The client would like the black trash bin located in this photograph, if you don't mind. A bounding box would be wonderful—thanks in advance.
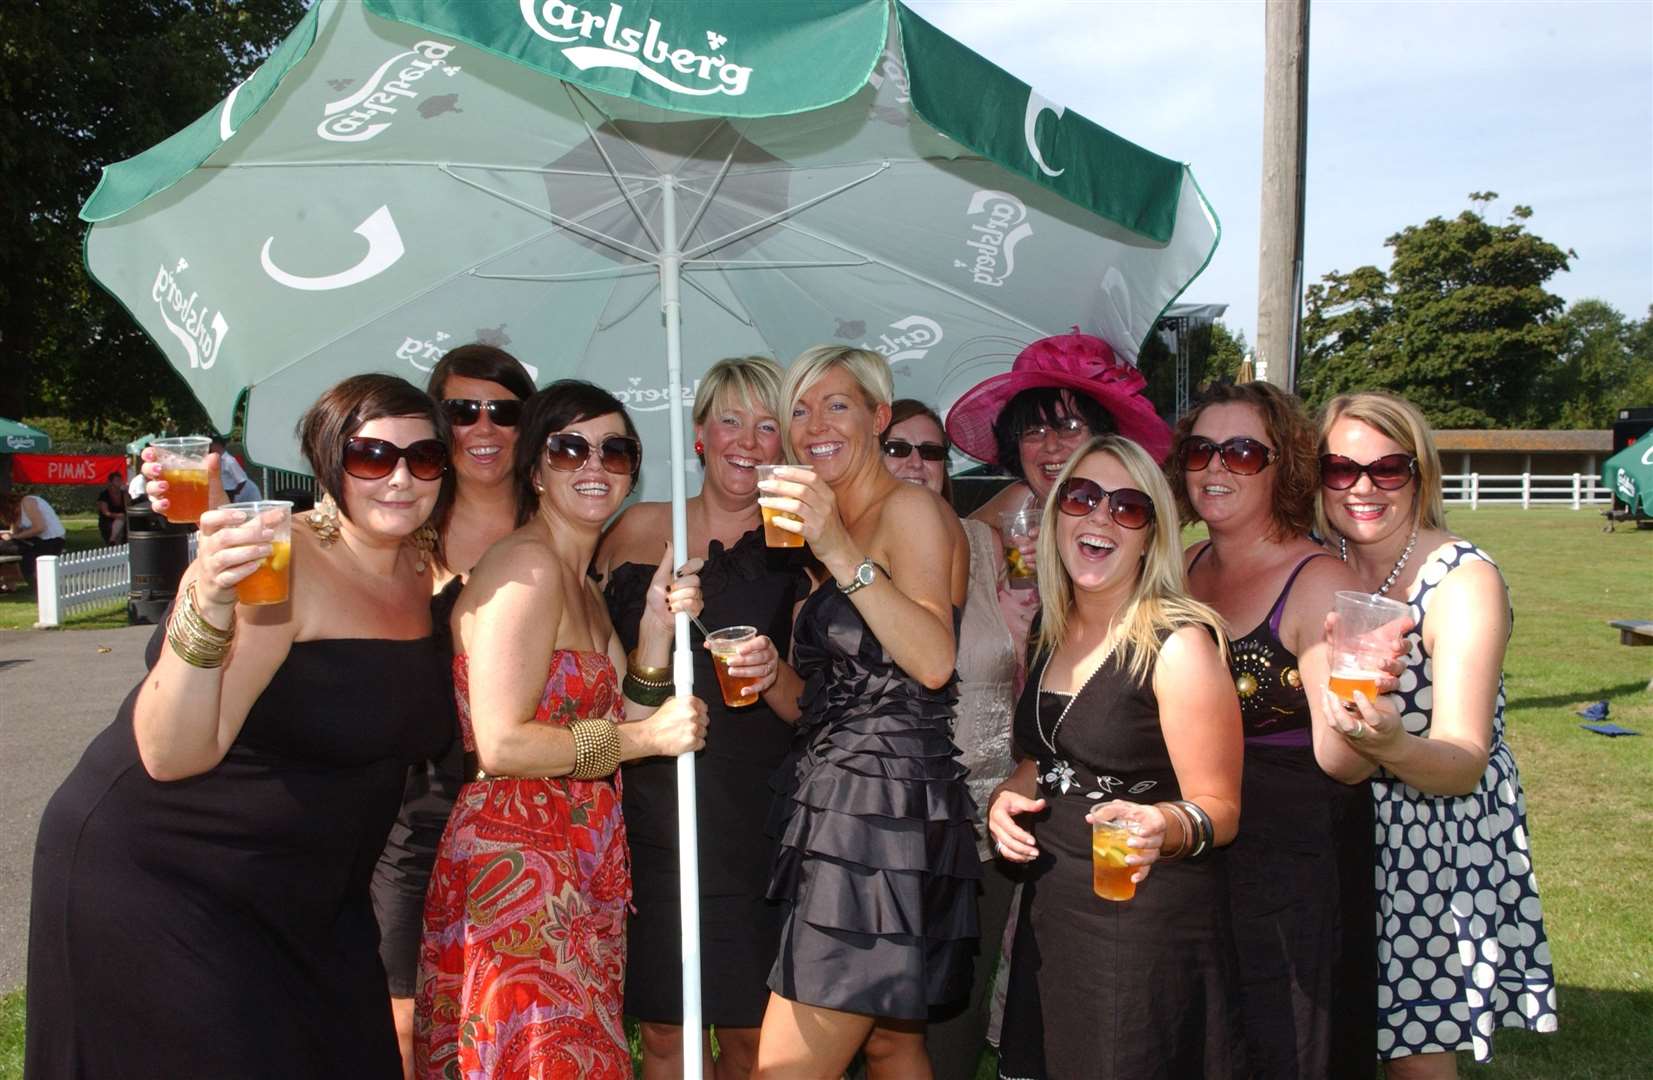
[125,506,192,626]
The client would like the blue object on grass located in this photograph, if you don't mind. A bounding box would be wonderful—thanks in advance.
[1575,701,1610,720]
[1579,722,1640,737]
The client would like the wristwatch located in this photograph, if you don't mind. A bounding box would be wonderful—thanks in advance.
[838,557,881,595]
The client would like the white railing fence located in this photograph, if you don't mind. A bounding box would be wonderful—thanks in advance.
[260,467,316,499]
[1442,473,1612,510]
[34,535,198,628]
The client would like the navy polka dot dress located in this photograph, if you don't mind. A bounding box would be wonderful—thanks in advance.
[1374,541,1557,1062]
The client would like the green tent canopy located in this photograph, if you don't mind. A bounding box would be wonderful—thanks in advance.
[0,418,52,453]
[1603,430,1653,515]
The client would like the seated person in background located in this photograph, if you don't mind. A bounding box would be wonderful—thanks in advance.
[0,491,69,584]
[96,472,129,544]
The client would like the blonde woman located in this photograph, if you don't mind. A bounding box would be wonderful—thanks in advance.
[988,435,1245,1079]
[752,346,974,1078]
[1317,393,1554,1077]
[597,356,805,1080]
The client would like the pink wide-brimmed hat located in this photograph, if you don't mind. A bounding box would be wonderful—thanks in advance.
[945,329,1173,465]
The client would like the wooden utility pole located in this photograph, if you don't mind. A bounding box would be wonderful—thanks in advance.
[1255,0,1310,390]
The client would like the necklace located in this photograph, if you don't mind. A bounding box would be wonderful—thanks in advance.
[1340,526,1418,597]
[1036,630,1121,754]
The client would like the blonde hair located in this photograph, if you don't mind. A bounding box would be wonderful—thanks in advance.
[693,355,784,426]
[1036,435,1227,684]
[780,345,893,464]
[1316,392,1445,534]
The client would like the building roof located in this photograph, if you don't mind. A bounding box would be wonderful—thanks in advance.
[1435,430,1612,452]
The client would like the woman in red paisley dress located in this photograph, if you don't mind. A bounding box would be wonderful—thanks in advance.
[415,381,711,1079]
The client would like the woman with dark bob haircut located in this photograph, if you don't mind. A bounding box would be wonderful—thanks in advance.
[416,380,708,1077]
[28,374,458,1078]
[1172,380,1378,1077]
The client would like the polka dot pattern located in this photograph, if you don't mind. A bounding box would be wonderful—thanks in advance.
[1372,542,1557,1063]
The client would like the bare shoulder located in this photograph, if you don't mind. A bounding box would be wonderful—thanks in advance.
[969,481,1028,524]
[1292,548,1361,596]
[1155,623,1227,687]
[883,482,964,544]
[1433,542,1508,609]
[597,500,668,573]
[464,528,560,600]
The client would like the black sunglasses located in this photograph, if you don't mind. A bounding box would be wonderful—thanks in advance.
[343,436,448,482]
[1320,452,1416,491]
[442,398,523,428]
[1055,477,1154,529]
[1182,436,1276,476]
[546,432,641,476]
[882,439,948,462]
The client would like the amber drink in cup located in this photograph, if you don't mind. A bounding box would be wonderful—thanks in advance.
[1091,819,1140,901]
[706,625,761,707]
[229,501,294,606]
[999,509,1039,589]
[755,464,811,548]
[1330,590,1410,705]
[153,436,213,524]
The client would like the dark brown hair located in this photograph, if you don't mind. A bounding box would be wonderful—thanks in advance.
[296,374,454,537]
[426,343,536,402]
[513,380,640,526]
[992,387,1117,481]
[1170,381,1317,541]
[885,398,953,503]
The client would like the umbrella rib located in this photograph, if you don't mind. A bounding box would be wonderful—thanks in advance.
[562,84,663,253]
[677,273,755,328]
[439,164,658,263]
[684,258,868,271]
[213,159,658,182]
[473,265,659,284]
[676,137,741,251]
[679,162,889,262]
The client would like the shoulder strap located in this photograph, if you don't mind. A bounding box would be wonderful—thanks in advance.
[1266,551,1334,638]
[1187,540,1214,572]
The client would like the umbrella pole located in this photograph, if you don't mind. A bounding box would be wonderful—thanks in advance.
[659,175,704,1079]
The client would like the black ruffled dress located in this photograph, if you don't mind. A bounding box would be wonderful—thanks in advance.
[766,586,980,1020]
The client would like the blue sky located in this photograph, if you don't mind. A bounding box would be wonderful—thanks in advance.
[906,0,1653,344]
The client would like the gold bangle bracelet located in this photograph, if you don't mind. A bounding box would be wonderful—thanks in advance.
[627,650,671,683]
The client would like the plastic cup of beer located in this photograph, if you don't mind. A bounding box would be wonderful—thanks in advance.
[1329,590,1410,705]
[705,625,760,707]
[1091,818,1141,901]
[999,509,1039,590]
[755,464,811,548]
[153,436,213,524]
[228,501,294,606]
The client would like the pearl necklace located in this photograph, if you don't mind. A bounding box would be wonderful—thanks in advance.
[1339,526,1418,597]
[1036,631,1121,754]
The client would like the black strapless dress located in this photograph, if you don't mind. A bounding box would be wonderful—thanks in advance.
[25,624,453,1079]
[766,586,980,1020]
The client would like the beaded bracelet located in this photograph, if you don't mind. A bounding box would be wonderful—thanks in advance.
[166,583,236,668]
[623,672,672,708]
[569,718,622,779]
[627,651,671,684]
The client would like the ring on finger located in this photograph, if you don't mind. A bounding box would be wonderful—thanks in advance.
[1347,722,1366,740]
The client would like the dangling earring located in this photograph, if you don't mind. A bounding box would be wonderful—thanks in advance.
[694,439,705,464]
[307,491,341,546]
[408,522,438,573]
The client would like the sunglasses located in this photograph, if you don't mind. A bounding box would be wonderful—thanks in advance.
[546,432,641,476]
[1320,452,1416,491]
[1055,476,1154,529]
[442,398,523,428]
[1182,436,1276,476]
[882,439,948,462]
[1018,415,1089,443]
[342,437,448,482]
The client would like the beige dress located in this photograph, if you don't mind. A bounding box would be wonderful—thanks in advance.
[956,519,1018,857]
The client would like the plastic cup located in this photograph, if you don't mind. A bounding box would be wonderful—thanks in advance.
[153,436,212,524]
[228,501,294,606]
[1091,818,1140,901]
[999,509,1039,590]
[756,464,811,548]
[1329,590,1409,704]
[705,625,760,707]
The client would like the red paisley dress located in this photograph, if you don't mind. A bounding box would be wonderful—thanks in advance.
[415,650,631,1080]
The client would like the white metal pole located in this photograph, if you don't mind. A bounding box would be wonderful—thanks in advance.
[658,174,704,1078]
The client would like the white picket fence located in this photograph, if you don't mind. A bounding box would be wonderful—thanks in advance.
[34,535,198,628]
[1443,472,1612,509]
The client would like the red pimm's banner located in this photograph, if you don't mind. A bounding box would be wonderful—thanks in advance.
[10,454,128,486]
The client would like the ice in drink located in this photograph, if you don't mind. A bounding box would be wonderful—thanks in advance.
[237,540,291,606]
[1329,668,1381,706]
[1091,820,1137,901]
[705,625,760,708]
[152,436,214,524]
[999,509,1038,590]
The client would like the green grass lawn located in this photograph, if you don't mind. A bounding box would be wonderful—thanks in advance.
[0,514,131,630]
[2,506,1648,1079]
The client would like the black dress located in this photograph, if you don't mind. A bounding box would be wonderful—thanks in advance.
[766,585,980,1020]
[998,636,1243,1080]
[1194,547,1378,1079]
[603,528,809,1026]
[25,625,453,1079]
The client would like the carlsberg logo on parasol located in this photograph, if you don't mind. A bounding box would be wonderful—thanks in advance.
[520,1,752,97]
[152,258,229,370]
[956,191,1032,288]
[318,40,461,143]
[861,316,943,365]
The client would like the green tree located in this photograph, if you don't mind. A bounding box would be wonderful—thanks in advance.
[1296,193,1573,427]
[0,0,304,437]
[1142,318,1249,418]
[1532,300,1653,428]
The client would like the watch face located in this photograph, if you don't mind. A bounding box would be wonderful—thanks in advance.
[858,561,875,585]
